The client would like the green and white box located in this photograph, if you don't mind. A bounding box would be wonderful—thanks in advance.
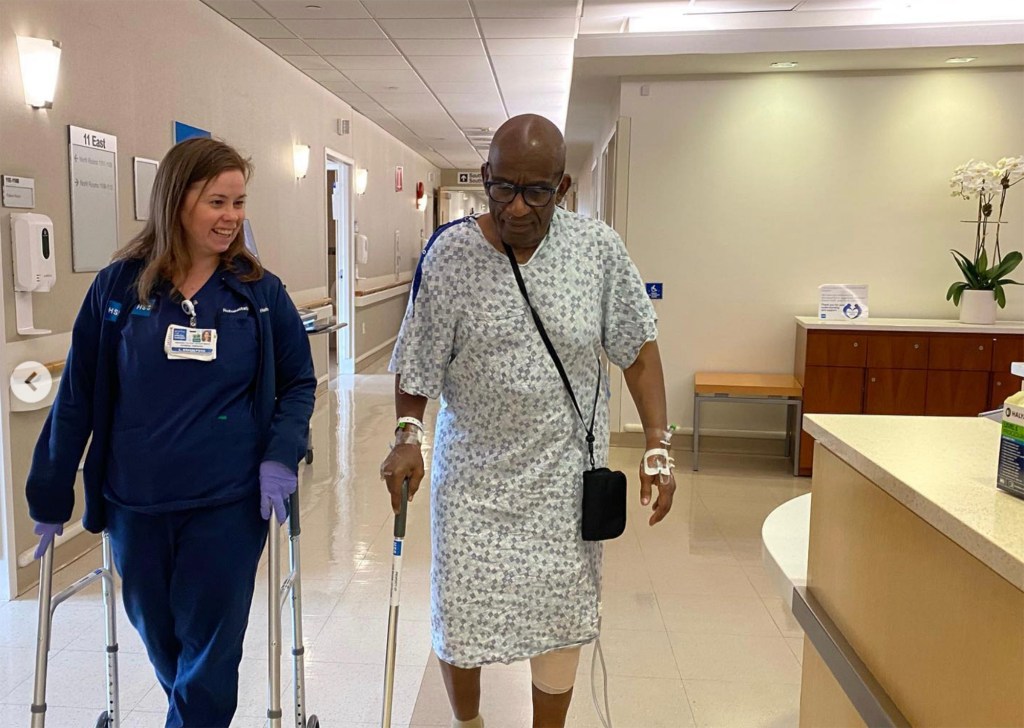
[997,391,1024,500]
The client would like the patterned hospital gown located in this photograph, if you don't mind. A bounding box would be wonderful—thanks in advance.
[390,207,657,668]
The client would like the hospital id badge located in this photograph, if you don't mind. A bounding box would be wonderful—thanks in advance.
[164,324,217,361]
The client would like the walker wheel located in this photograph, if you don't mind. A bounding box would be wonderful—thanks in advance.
[306,716,320,728]
[95,711,111,728]
[305,449,314,465]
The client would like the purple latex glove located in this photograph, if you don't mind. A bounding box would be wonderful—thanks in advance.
[33,522,64,560]
[260,461,297,524]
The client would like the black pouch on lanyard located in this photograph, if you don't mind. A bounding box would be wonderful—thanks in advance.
[503,243,627,541]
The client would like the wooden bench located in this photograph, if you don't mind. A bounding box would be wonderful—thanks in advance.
[693,372,804,476]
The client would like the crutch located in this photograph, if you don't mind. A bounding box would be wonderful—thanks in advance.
[380,479,409,728]
[31,531,121,728]
[268,489,320,728]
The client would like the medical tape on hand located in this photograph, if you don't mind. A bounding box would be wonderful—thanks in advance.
[642,447,675,478]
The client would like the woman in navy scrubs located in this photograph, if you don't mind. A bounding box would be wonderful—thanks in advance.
[26,138,316,727]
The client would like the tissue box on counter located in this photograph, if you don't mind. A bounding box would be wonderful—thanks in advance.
[997,390,1024,500]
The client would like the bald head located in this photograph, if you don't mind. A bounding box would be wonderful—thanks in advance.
[481,114,571,253]
[487,114,566,175]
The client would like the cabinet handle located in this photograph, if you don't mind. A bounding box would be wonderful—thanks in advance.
[913,344,920,349]
[996,381,1003,387]
[871,377,877,383]
[979,345,985,351]
[853,342,859,348]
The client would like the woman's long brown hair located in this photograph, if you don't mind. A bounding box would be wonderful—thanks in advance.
[114,138,263,301]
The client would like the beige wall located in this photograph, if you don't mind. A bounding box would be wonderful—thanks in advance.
[0,0,437,594]
[616,68,1024,437]
[355,294,409,368]
[352,114,435,283]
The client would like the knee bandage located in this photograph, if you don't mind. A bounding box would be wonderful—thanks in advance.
[530,646,582,695]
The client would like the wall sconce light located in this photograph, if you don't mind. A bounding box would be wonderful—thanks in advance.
[293,144,310,179]
[16,36,62,109]
[355,167,369,195]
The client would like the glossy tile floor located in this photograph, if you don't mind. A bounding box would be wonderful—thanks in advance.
[0,359,810,727]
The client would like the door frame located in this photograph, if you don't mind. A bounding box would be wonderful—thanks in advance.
[325,148,356,375]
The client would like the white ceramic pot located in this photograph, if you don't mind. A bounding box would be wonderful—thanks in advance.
[959,289,997,325]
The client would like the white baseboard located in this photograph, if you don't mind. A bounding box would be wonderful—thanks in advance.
[356,335,398,365]
[623,423,787,440]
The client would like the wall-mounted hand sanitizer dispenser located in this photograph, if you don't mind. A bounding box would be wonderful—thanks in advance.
[11,212,55,335]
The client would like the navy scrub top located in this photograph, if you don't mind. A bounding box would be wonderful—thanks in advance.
[105,270,261,512]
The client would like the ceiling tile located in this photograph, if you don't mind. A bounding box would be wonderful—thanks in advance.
[376,19,480,38]
[472,0,579,18]
[320,78,361,94]
[683,0,798,12]
[305,69,350,83]
[394,38,485,55]
[337,93,392,115]
[259,0,370,19]
[485,38,575,55]
[281,19,386,39]
[492,55,573,74]
[372,92,444,111]
[429,81,501,95]
[480,18,577,38]
[502,91,567,105]
[436,93,503,112]
[306,39,399,54]
[202,1,270,19]
[326,55,412,70]
[411,58,495,84]
[362,0,472,18]
[407,55,489,72]
[449,110,508,129]
[262,38,316,53]
[283,55,334,70]
[343,69,429,93]
[233,18,295,38]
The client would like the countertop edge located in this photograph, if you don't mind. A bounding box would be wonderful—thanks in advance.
[794,316,1024,334]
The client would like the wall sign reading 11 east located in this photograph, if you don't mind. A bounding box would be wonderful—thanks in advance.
[68,125,119,272]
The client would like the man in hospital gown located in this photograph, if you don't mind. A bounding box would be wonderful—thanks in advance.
[382,114,676,728]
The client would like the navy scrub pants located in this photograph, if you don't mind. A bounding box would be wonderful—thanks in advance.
[106,494,267,728]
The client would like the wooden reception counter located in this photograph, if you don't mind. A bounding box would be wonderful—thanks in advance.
[796,414,1023,727]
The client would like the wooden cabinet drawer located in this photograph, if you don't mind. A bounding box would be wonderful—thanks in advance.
[928,336,993,371]
[866,335,929,369]
[924,371,991,416]
[803,366,864,413]
[991,375,1024,410]
[806,332,867,367]
[865,369,927,415]
[992,335,1024,374]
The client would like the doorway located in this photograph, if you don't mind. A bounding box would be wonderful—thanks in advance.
[437,186,488,226]
[326,149,355,375]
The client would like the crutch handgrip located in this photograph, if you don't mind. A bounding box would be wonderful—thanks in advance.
[288,490,301,537]
[394,479,409,538]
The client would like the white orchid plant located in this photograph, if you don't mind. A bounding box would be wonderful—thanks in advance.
[947,155,1024,308]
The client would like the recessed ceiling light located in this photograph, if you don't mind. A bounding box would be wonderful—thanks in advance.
[770,62,798,69]
[945,57,977,64]
[305,4,322,9]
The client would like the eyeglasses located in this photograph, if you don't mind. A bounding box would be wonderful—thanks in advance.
[484,181,557,208]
